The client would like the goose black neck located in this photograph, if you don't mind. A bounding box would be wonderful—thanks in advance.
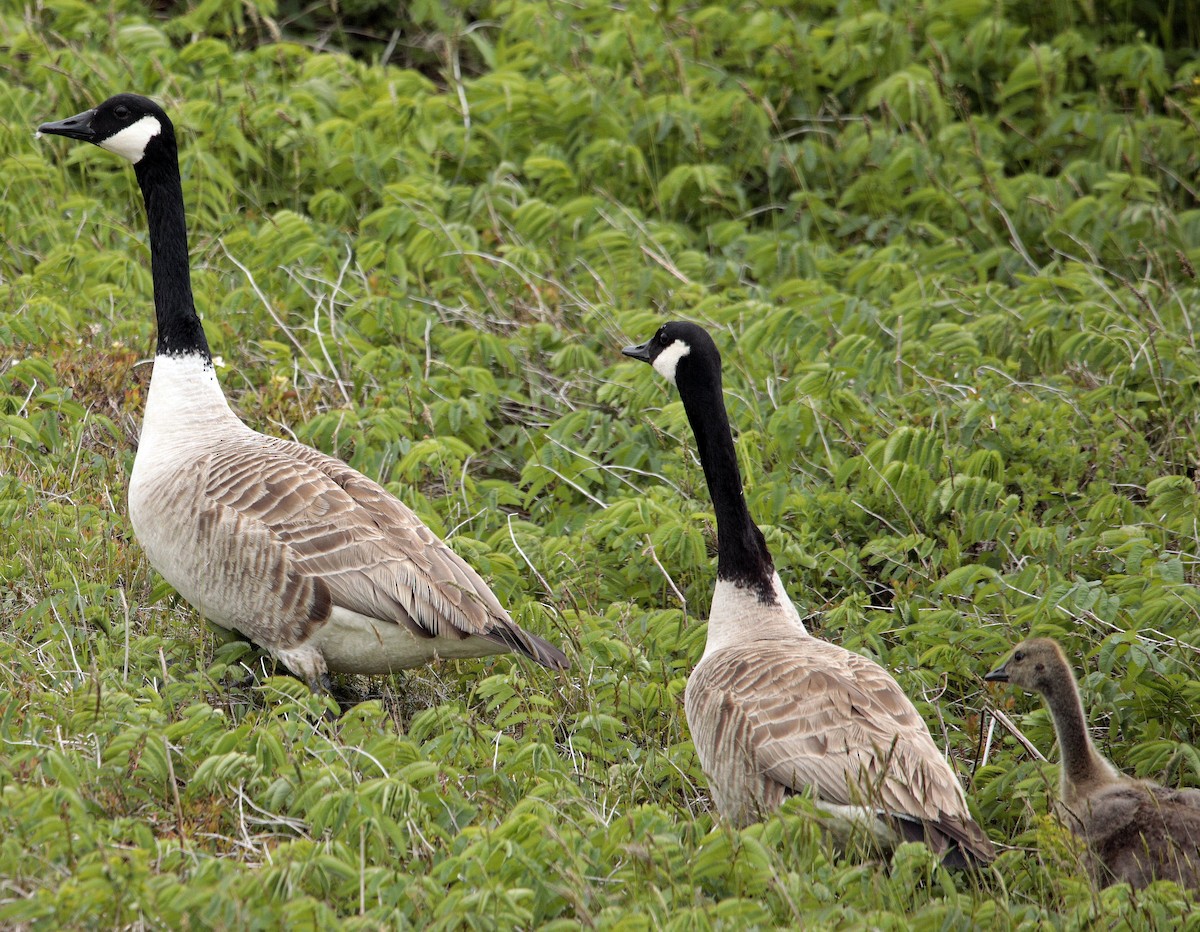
[1046,678,1104,788]
[133,144,211,361]
[677,364,776,601]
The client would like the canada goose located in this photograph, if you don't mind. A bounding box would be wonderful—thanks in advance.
[986,638,1200,888]
[622,321,994,867]
[38,94,568,691]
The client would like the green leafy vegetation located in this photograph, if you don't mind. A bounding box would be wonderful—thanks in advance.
[3,0,1199,925]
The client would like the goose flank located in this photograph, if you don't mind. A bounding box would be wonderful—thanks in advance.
[38,94,568,691]
[623,321,994,868]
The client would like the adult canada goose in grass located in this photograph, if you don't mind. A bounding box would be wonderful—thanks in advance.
[38,94,568,692]
[622,321,994,868]
[986,638,1200,889]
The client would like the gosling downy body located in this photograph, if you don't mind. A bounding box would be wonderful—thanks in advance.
[623,321,994,868]
[987,638,1200,889]
[39,94,568,690]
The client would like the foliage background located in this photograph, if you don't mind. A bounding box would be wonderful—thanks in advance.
[2,0,1200,926]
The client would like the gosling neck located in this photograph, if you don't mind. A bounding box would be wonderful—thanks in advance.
[1044,674,1120,803]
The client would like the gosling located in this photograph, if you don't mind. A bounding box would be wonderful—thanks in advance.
[986,638,1200,889]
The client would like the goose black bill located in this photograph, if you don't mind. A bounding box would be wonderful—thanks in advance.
[38,108,99,142]
[622,339,653,362]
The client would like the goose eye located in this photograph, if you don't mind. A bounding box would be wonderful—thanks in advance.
[656,329,669,346]
[114,105,130,120]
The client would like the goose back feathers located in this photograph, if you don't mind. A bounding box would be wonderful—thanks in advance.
[687,626,992,860]
[624,322,994,867]
[40,94,568,689]
[987,638,1200,889]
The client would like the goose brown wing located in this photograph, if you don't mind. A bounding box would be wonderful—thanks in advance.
[202,434,567,668]
[165,466,334,649]
[689,641,993,862]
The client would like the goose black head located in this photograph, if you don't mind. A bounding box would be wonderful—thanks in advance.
[622,321,720,387]
[39,93,174,165]
[985,637,1071,695]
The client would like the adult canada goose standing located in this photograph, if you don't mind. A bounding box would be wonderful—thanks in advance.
[38,94,568,691]
[622,321,994,867]
[986,638,1200,888]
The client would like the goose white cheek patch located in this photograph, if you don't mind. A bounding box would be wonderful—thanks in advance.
[98,115,162,163]
[652,340,691,384]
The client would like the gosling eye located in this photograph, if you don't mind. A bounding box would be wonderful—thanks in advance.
[1013,651,1024,662]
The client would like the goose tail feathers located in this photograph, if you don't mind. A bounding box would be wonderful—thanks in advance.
[889,812,997,869]
[483,622,570,671]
